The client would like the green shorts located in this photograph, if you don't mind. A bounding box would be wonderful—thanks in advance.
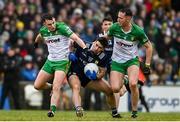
[111,57,139,74]
[42,59,70,74]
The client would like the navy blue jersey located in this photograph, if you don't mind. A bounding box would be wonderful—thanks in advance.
[74,43,108,69]
[68,43,108,87]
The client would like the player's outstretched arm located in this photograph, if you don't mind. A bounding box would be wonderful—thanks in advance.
[70,33,86,49]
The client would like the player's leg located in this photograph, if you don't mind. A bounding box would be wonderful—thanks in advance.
[127,65,139,118]
[86,79,121,118]
[48,70,66,117]
[110,71,124,93]
[68,75,83,117]
[119,85,127,97]
[47,60,70,117]
[34,70,53,90]
[34,60,54,90]
[110,71,124,108]
[68,75,82,108]
[110,61,125,109]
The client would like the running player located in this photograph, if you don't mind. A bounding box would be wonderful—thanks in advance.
[107,8,153,118]
[33,13,86,117]
[119,60,150,112]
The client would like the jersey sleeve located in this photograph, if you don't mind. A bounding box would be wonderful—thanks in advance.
[107,24,115,37]
[59,23,73,37]
[39,26,47,37]
[138,29,149,45]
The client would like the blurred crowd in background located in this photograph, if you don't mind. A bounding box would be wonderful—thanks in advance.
[0,0,179,110]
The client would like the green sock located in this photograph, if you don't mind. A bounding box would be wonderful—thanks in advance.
[132,111,137,115]
[51,105,56,113]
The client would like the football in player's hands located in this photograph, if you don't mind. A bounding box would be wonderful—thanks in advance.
[85,70,97,80]
[84,63,99,80]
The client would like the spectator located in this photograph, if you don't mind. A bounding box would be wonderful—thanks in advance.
[20,55,38,82]
[0,48,22,109]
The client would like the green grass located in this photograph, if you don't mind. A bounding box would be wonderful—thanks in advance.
[0,110,179,121]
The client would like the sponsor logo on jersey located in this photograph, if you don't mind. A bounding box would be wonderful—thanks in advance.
[116,41,133,47]
[46,38,61,43]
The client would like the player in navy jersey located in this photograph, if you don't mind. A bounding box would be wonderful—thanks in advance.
[67,37,121,118]
[83,17,113,111]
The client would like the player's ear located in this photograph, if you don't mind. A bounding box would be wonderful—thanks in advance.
[126,16,132,22]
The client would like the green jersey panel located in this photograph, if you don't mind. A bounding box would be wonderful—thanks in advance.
[39,22,73,61]
[107,22,148,63]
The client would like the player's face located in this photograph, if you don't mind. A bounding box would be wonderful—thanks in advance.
[101,20,112,32]
[91,41,104,54]
[44,18,56,32]
[117,12,130,27]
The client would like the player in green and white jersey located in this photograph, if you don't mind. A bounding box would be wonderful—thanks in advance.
[33,14,86,117]
[107,8,153,118]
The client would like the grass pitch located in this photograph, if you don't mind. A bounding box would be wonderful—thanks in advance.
[0,110,179,121]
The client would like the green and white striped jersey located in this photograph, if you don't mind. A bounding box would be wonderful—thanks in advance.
[108,22,148,63]
[39,22,73,61]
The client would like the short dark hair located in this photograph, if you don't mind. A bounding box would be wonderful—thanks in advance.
[119,8,133,17]
[96,37,108,48]
[41,13,54,22]
[102,15,113,23]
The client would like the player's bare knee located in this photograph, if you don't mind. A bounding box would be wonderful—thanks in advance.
[129,82,138,89]
[52,85,60,92]
[111,86,120,93]
[72,84,80,91]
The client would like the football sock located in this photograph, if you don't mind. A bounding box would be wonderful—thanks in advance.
[131,111,138,118]
[50,105,56,113]
[111,108,118,115]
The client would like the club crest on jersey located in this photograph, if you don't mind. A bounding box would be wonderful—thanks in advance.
[131,37,135,41]
[95,60,99,64]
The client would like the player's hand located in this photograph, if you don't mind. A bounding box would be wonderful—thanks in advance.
[85,70,97,80]
[142,63,151,75]
[34,42,38,49]
[68,52,78,62]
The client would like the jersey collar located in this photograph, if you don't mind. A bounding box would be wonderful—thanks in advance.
[121,23,132,34]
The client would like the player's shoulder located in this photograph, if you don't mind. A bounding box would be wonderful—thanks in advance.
[132,23,144,33]
[111,22,120,28]
[39,26,48,33]
[56,21,65,26]
[56,22,68,29]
